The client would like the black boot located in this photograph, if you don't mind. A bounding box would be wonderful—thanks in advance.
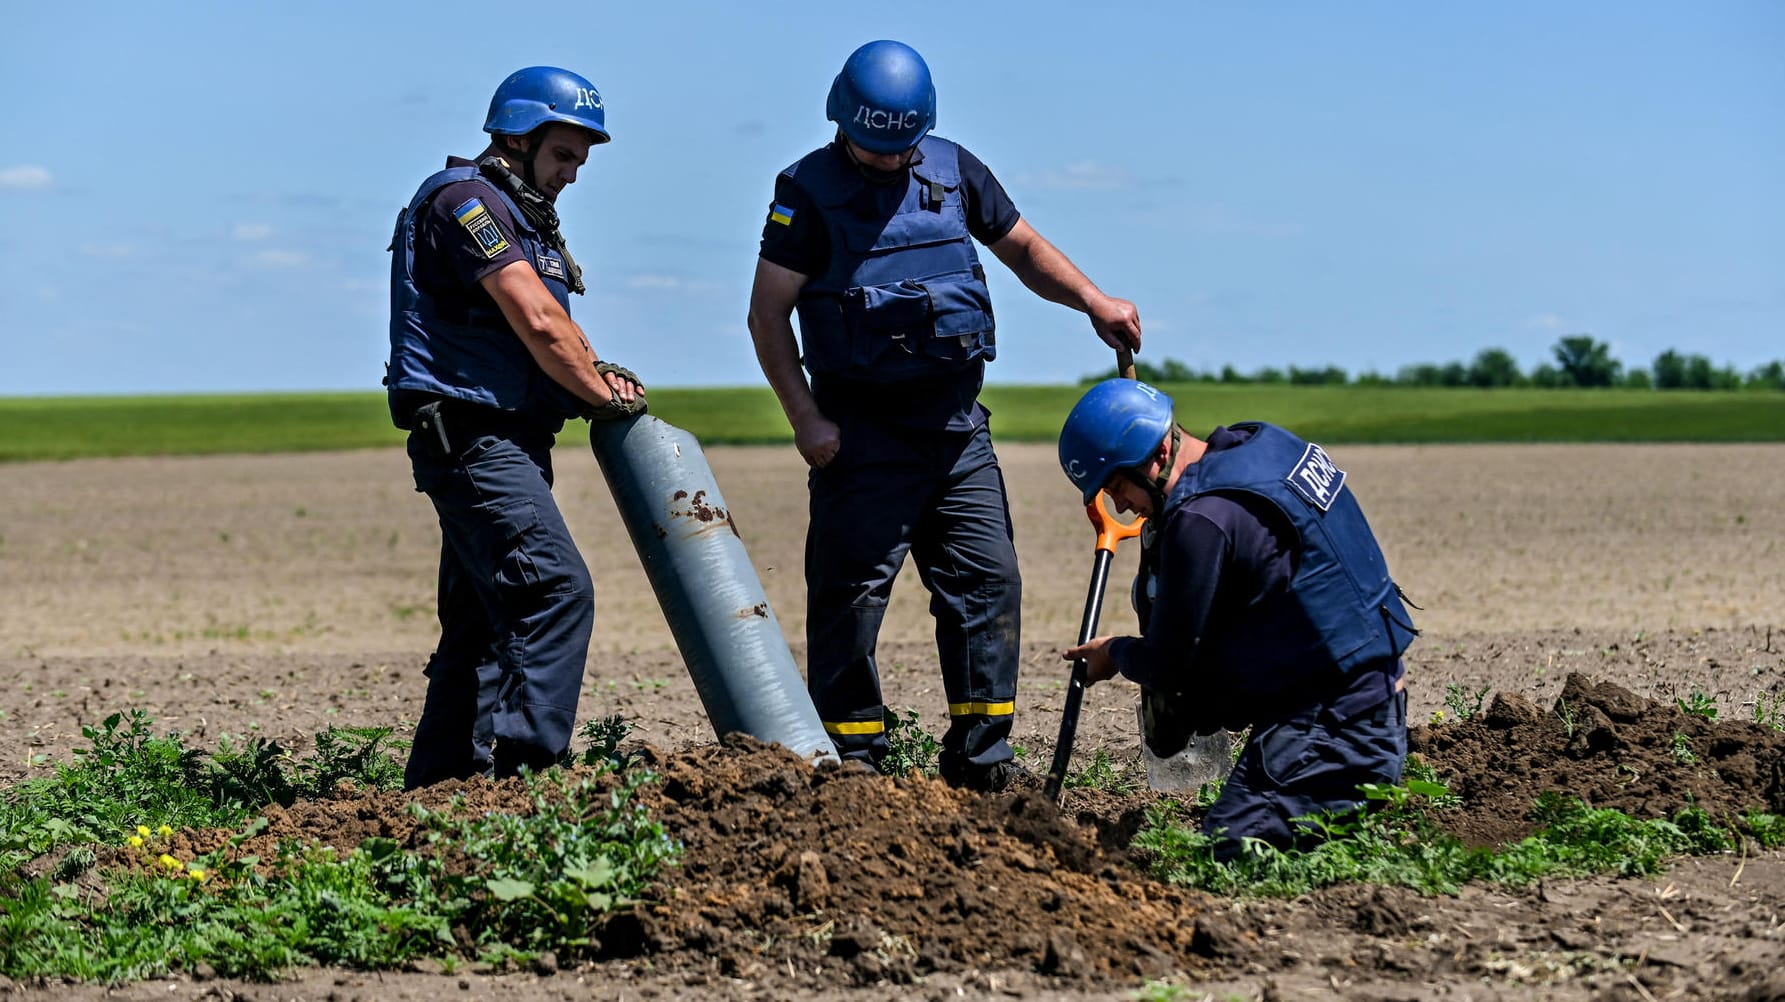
[492,740,561,779]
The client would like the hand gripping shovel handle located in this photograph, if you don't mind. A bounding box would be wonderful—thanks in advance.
[1115,345,1137,380]
[1044,493,1146,801]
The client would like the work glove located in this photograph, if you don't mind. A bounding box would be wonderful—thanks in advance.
[587,361,647,421]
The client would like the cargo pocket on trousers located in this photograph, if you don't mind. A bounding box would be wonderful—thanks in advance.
[1255,719,1320,789]
[478,495,544,596]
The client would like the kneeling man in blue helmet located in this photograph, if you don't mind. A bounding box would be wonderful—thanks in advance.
[386,67,646,789]
[1059,380,1418,858]
[747,40,1143,791]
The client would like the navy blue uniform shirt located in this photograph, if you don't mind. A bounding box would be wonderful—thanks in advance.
[1110,425,1401,727]
[415,157,530,306]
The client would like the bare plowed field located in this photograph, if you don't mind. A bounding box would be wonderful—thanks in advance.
[2,439,1782,1001]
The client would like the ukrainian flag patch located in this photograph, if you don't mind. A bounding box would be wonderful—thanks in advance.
[769,202,795,226]
[454,197,511,258]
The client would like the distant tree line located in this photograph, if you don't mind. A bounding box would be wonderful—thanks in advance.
[1087,335,1785,391]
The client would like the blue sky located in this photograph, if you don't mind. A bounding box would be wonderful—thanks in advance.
[2,1,1780,396]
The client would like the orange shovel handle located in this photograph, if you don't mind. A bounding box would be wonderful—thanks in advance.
[1087,492,1145,554]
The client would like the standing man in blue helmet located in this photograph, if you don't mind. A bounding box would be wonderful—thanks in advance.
[1057,379,1417,857]
[387,66,647,790]
[746,40,1143,791]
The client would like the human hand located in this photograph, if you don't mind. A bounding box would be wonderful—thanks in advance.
[1087,295,1141,353]
[1063,635,1121,685]
[589,361,647,420]
[794,412,841,468]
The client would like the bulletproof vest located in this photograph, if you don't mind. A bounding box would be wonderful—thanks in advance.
[785,137,996,383]
[386,166,584,428]
[1157,422,1417,686]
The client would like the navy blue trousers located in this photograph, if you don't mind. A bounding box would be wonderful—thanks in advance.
[1203,686,1408,860]
[805,419,1022,776]
[402,426,594,789]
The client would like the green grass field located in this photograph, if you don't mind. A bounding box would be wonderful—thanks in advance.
[2,385,1781,462]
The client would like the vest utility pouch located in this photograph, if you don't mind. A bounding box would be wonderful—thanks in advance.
[840,280,938,382]
[923,279,996,362]
[840,278,994,380]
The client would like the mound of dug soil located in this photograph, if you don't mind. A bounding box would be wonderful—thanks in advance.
[1413,672,1785,847]
[626,740,1201,985]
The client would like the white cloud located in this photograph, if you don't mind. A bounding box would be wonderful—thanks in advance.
[233,223,273,241]
[625,274,687,290]
[621,273,724,295]
[0,165,53,189]
[1524,313,1566,330]
[252,249,309,268]
[1016,162,1136,192]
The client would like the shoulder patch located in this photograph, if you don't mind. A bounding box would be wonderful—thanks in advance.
[1285,442,1346,512]
[453,197,511,258]
[769,202,795,226]
[537,253,566,281]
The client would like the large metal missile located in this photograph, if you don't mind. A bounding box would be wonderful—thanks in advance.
[589,415,834,762]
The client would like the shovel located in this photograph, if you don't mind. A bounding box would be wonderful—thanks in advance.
[1043,345,1142,802]
[1043,490,1144,801]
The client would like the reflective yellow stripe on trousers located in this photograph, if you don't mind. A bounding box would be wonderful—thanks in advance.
[947,701,1014,717]
[822,718,886,736]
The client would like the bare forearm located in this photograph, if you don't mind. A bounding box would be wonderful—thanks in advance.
[747,309,822,427]
[1004,232,1103,312]
[990,220,1141,352]
[483,260,618,409]
[515,314,615,408]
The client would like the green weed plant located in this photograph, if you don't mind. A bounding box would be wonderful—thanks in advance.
[1753,690,1785,732]
[1443,683,1491,722]
[1676,691,1719,720]
[0,712,678,982]
[1135,778,1766,899]
[0,711,407,872]
[1063,748,1144,795]
[880,707,940,779]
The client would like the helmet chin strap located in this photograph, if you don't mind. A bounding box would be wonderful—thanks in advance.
[1119,424,1182,514]
[495,134,541,189]
[837,128,911,184]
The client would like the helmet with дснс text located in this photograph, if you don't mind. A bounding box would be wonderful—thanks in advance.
[484,66,611,144]
[1058,378,1176,505]
[826,40,935,154]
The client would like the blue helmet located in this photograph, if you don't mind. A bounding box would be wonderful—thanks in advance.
[826,40,936,154]
[484,66,611,145]
[1058,379,1176,504]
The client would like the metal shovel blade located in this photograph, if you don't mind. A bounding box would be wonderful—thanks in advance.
[1137,704,1233,792]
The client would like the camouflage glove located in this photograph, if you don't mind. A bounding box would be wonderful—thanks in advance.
[587,361,647,421]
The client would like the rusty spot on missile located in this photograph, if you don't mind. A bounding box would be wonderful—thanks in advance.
[736,603,768,619]
[653,524,667,540]
[672,489,689,500]
[666,489,739,536]
[686,490,719,521]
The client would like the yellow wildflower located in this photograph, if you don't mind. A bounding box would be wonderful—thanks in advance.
[136,825,152,838]
[127,835,144,849]
[187,868,207,882]
[159,854,181,870]
[157,825,174,839]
